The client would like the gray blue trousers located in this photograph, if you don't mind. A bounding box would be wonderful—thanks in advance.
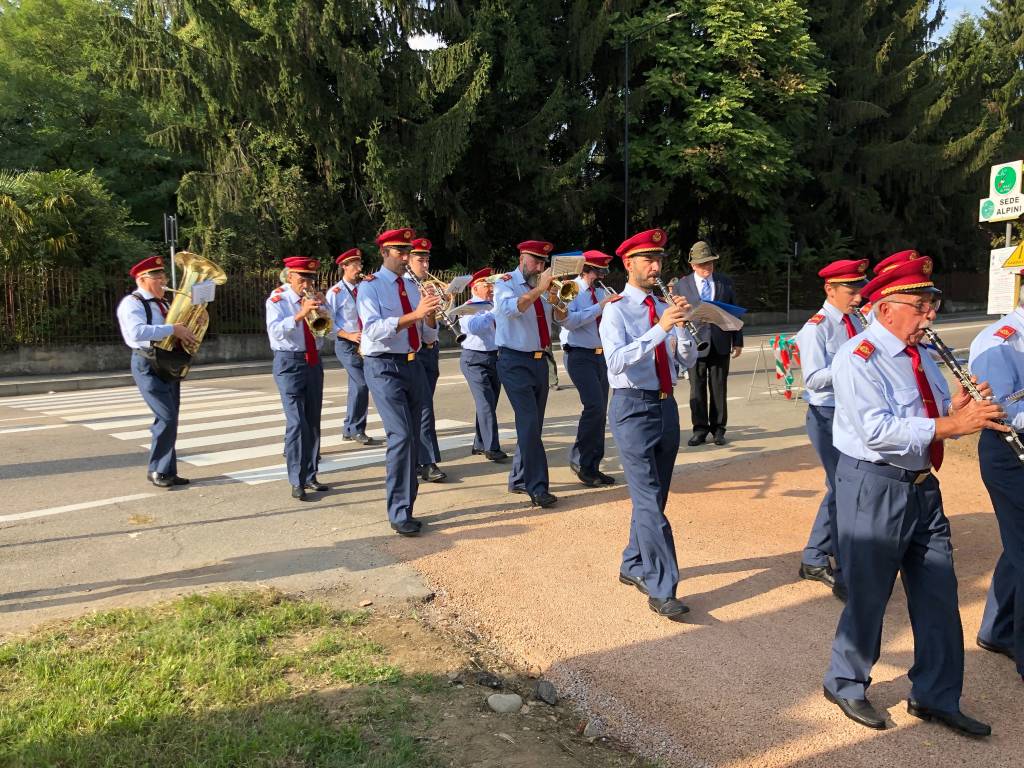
[497,348,549,496]
[802,404,844,587]
[978,428,1024,675]
[333,338,368,437]
[131,352,180,476]
[564,346,609,474]
[825,456,964,712]
[364,353,424,524]
[272,351,323,487]
[416,343,441,466]
[610,389,681,600]
[460,349,501,452]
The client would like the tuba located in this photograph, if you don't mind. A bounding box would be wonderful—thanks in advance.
[151,251,227,380]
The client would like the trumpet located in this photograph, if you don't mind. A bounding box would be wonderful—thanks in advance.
[597,280,617,296]
[653,277,711,353]
[302,288,334,337]
[405,267,467,344]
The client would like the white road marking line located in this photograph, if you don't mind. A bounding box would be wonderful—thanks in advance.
[181,419,469,466]
[77,397,300,429]
[67,394,287,424]
[37,390,247,416]
[0,386,145,405]
[0,424,71,434]
[152,414,385,450]
[12,387,225,408]
[0,493,155,524]
[109,405,355,439]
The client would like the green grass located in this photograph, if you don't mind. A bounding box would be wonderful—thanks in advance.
[0,592,438,767]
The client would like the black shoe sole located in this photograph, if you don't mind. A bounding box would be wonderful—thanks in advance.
[976,637,1016,660]
[799,565,836,588]
[648,601,690,619]
[618,573,649,596]
[823,688,886,730]
[906,703,991,737]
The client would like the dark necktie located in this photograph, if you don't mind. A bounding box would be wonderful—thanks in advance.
[533,298,550,348]
[644,296,672,395]
[905,345,943,470]
[352,284,362,331]
[397,279,420,351]
[302,317,319,366]
[590,285,600,327]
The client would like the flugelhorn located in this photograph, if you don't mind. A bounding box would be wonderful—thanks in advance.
[302,288,334,337]
[653,277,711,353]
[546,278,579,311]
[405,267,467,344]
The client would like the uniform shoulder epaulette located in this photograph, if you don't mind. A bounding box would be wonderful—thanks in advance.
[499,273,512,282]
[607,294,624,303]
[995,325,1016,341]
[332,285,341,294]
[362,274,377,282]
[270,294,282,303]
[806,313,825,325]
[853,340,875,361]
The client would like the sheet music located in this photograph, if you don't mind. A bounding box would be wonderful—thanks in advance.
[550,254,585,278]
[191,280,216,303]
[446,274,472,294]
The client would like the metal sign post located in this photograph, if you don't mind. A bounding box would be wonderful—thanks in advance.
[163,213,179,290]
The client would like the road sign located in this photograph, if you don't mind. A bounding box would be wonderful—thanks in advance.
[1002,241,1024,269]
[980,160,1023,223]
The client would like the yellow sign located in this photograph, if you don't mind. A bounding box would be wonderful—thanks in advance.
[1002,240,1024,268]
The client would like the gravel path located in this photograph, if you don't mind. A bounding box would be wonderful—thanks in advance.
[389,442,1021,768]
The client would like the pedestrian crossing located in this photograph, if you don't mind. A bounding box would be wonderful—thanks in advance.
[0,383,484,485]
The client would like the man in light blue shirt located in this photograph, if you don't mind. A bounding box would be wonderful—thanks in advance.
[559,250,616,486]
[458,268,507,462]
[793,258,869,602]
[324,247,375,446]
[823,256,1005,736]
[492,240,567,508]
[356,228,440,536]
[602,228,696,621]
[116,255,198,488]
[407,238,446,483]
[969,286,1024,682]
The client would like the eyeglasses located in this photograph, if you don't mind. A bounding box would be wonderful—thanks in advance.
[883,298,941,314]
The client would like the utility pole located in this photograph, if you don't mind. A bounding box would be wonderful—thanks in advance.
[163,213,178,290]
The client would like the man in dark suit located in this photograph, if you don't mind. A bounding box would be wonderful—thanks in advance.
[672,241,743,446]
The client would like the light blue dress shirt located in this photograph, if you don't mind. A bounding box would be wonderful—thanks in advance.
[493,267,555,352]
[558,277,605,348]
[795,302,863,406]
[356,268,439,356]
[832,321,950,471]
[599,283,697,391]
[265,286,327,353]
[324,279,361,333]
[459,300,498,352]
[116,289,174,349]
[969,307,1024,431]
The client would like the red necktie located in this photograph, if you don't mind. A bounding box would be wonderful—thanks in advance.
[353,285,362,331]
[644,296,673,396]
[302,318,319,366]
[590,285,600,327]
[397,278,420,351]
[842,314,857,339]
[905,345,943,470]
[533,298,550,348]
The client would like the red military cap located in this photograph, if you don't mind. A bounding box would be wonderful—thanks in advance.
[130,255,166,278]
[335,247,362,266]
[583,250,613,269]
[282,256,321,274]
[861,256,940,304]
[410,237,432,254]
[615,229,668,261]
[517,240,554,259]
[468,267,493,288]
[873,249,921,275]
[818,258,868,284]
[375,228,415,248]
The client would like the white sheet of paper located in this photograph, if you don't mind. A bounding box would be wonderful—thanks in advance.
[451,300,492,317]
[550,254,585,278]
[191,280,216,304]
[987,246,1018,315]
[446,275,472,294]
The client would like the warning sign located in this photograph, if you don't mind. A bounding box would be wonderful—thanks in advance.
[1001,241,1024,269]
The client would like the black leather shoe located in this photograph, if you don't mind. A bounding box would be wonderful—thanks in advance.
[713,432,727,446]
[570,463,601,487]
[509,486,528,495]
[170,475,190,486]
[907,700,991,737]
[485,450,509,462]
[419,463,447,482]
[648,597,690,619]
[687,433,708,447]
[305,477,328,492]
[391,520,421,536]
[530,492,558,508]
[291,485,307,500]
[799,562,837,589]
[344,432,376,445]
[823,687,886,729]
[976,637,1015,661]
[595,471,616,485]
[618,572,649,596]
[148,472,173,488]
[832,582,848,603]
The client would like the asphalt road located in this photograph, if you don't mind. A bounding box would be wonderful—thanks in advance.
[0,314,995,633]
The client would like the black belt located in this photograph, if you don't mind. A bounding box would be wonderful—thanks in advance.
[367,351,417,362]
[422,341,436,349]
[613,388,672,402]
[499,347,546,359]
[565,345,603,355]
[841,455,931,485]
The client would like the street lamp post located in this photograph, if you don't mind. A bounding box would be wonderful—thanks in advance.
[622,11,682,240]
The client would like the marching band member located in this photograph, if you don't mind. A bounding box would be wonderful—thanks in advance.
[357,228,440,536]
[459,268,508,462]
[559,250,616,486]
[325,247,376,446]
[266,257,328,501]
[823,256,1005,735]
[407,238,446,482]
[793,258,869,602]
[602,229,697,620]
[493,239,567,508]
[969,279,1024,683]
[116,255,198,488]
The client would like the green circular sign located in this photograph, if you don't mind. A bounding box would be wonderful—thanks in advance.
[982,199,995,218]
[994,166,1017,194]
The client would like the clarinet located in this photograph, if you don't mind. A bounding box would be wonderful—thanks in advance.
[922,326,1024,464]
[653,278,711,354]
[850,306,869,328]
[404,267,467,344]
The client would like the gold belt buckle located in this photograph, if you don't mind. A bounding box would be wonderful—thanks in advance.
[595,347,603,355]
[914,471,930,485]
[424,342,434,349]
[659,392,669,400]
[533,351,543,359]
[406,352,416,362]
